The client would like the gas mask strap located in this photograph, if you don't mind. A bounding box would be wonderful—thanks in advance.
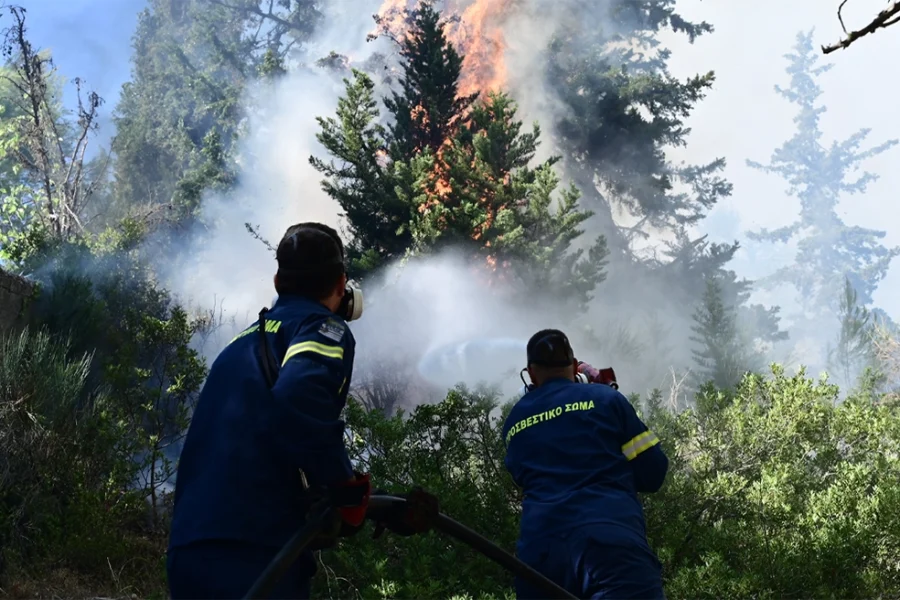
[257,307,279,388]
[520,368,535,392]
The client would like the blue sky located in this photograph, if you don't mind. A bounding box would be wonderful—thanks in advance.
[19,0,146,146]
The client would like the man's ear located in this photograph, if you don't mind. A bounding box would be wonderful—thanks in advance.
[273,273,279,289]
[527,366,536,385]
[336,272,348,297]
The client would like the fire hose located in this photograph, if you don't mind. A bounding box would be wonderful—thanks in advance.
[242,494,579,600]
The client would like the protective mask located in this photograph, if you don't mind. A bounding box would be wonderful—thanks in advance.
[338,280,363,322]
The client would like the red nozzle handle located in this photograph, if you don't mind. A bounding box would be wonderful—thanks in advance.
[577,362,619,390]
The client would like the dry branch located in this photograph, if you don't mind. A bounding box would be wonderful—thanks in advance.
[822,0,900,54]
[0,5,105,240]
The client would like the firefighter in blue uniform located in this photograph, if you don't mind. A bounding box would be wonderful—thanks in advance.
[166,222,372,599]
[503,329,669,600]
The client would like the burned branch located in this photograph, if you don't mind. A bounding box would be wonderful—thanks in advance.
[822,0,900,54]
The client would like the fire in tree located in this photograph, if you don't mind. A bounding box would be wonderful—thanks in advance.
[370,0,518,275]
[371,0,511,97]
[314,0,606,306]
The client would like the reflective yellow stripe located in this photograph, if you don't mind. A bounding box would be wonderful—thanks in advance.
[338,377,347,395]
[622,430,659,461]
[282,341,344,365]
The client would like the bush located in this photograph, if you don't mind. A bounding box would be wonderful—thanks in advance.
[310,369,900,599]
[5,308,899,598]
[0,327,155,594]
[0,239,206,599]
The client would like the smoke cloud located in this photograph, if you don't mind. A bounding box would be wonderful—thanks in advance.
[151,0,707,406]
[149,0,898,407]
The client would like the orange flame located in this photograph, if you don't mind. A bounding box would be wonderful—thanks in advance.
[369,0,514,278]
[446,0,510,97]
[372,0,510,97]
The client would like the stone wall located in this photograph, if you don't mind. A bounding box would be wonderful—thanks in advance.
[0,266,34,331]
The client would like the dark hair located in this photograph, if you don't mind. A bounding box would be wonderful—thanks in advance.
[275,222,345,299]
[526,329,575,368]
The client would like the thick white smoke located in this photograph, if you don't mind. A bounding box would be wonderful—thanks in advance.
[159,0,385,363]
[161,0,871,407]
[156,0,702,406]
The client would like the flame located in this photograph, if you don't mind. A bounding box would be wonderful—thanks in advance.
[371,0,510,97]
[369,0,515,277]
[445,0,510,97]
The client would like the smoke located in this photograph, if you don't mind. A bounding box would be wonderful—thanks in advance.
[353,251,586,400]
[148,0,705,406]
[150,0,891,407]
[157,1,391,363]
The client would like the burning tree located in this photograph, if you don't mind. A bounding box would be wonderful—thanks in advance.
[312,1,608,308]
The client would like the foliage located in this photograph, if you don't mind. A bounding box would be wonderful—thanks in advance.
[21,239,208,521]
[111,0,316,224]
[0,6,107,251]
[2,2,899,599]
[644,368,900,599]
[308,370,900,600]
[1,238,206,596]
[827,277,876,390]
[0,327,166,598]
[542,0,726,254]
[689,275,759,390]
[313,388,520,600]
[311,2,608,309]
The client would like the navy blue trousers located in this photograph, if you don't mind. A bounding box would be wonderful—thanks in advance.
[515,524,665,600]
[167,539,315,599]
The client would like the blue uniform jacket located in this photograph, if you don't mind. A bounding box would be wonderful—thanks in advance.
[502,378,668,545]
[168,294,356,551]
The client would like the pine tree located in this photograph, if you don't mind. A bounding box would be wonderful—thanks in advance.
[310,2,476,277]
[543,0,730,260]
[827,277,874,389]
[747,30,899,321]
[406,91,609,308]
[690,275,757,390]
[531,0,789,372]
[312,1,609,308]
[381,2,478,159]
[309,70,407,277]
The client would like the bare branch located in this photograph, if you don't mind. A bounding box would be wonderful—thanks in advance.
[1,5,104,240]
[822,0,900,54]
[838,0,851,34]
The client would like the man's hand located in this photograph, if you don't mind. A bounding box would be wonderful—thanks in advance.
[332,471,371,529]
[370,487,440,539]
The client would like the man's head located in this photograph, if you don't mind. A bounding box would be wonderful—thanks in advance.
[525,328,578,387]
[274,222,347,313]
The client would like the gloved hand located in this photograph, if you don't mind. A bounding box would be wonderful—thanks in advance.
[332,471,372,528]
[370,486,440,540]
[577,361,619,389]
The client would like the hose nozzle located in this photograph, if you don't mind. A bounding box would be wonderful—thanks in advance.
[576,361,619,390]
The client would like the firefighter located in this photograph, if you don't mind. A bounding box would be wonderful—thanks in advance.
[166,222,371,599]
[503,329,669,600]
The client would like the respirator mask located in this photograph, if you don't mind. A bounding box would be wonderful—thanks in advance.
[338,280,364,322]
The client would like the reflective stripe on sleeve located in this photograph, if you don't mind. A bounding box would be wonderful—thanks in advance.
[282,340,344,365]
[621,430,659,461]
